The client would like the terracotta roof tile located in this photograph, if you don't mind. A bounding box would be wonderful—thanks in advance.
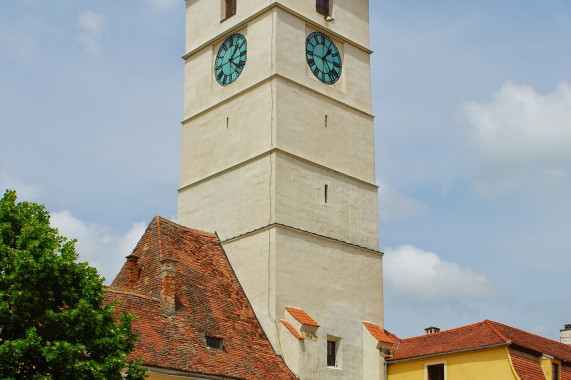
[562,363,571,380]
[489,320,571,362]
[389,320,507,361]
[509,349,546,380]
[281,320,304,340]
[388,319,571,364]
[285,307,320,327]
[105,217,297,380]
[363,322,399,346]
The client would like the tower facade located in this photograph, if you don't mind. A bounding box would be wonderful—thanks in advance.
[178,1,383,378]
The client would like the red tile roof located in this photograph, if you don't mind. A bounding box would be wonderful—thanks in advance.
[388,319,571,365]
[105,217,297,380]
[281,320,304,340]
[509,348,546,380]
[285,307,320,327]
[363,322,399,346]
[563,363,571,380]
[491,320,571,363]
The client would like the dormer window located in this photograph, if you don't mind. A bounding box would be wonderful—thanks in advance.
[553,362,560,380]
[206,336,223,349]
[225,0,236,19]
[316,0,329,16]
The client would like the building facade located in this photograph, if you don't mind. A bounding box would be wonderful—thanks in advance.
[386,320,571,380]
[177,1,383,379]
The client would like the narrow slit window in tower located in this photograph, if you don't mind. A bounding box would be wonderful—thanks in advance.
[325,114,328,128]
[324,184,329,204]
[316,0,329,16]
[327,340,336,366]
[226,117,229,129]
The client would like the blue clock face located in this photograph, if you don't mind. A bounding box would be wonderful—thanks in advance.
[215,33,247,86]
[306,32,342,85]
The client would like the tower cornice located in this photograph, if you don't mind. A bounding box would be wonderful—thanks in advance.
[182,2,373,62]
[178,148,378,194]
[220,222,383,256]
[181,73,374,126]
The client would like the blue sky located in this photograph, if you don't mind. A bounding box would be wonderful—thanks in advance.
[2,1,570,341]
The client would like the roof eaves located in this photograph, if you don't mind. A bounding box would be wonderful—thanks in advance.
[281,320,304,340]
[388,342,511,364]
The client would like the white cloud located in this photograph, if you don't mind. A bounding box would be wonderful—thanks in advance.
[147,0,179,11]
[462,82,571,197]
[50,211,146,284]
[384,245,494,303]
[378,181,426,221]
[75,11,105,54]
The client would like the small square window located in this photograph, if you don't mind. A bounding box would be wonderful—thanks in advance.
[427,363,444,380]
[206,336,222,349]
[316,0,330,16]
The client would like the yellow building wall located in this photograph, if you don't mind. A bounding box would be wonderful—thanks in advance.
[388,346,520,380]
[541,356,561,380]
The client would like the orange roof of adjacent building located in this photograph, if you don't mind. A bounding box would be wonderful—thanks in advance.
[387,319,571,380]
[285,307,320,327]
[389,320,571,362]
[104,217,297,380]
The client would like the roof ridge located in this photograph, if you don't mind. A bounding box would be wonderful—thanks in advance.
[153,216,218,238]
[400,320,489,341]
[484,319,511,342]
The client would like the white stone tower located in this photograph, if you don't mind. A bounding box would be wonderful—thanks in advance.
[178,1,383,378]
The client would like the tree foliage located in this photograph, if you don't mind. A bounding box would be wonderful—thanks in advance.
[0,190,146,379]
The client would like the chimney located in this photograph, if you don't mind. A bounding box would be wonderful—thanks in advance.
[159,258,178,315]
[425,326,440,335]
[125,255,139,288]
[560,324,571,345]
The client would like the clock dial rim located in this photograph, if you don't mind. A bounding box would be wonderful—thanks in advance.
[305,32,342,85]
[215,33,247,87]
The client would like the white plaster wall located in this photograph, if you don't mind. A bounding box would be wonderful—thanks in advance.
[178,156,274,239]
[183,12,274,120]
[275,9,373,114]
[180,83,273,187]
[183,7,372,121]
[363,325,384,380]
[220,225,383,380]
[185,0,370,54]
[275,78,375,183]
[273,226,383,379]
[275,152,379,249]
[220,230,279,353]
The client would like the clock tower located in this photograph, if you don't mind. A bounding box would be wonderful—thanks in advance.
[178,1,383,378]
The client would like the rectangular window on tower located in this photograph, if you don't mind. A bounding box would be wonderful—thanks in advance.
[316,0,330,16]
[225,0,236,19]
[327,340,337,366]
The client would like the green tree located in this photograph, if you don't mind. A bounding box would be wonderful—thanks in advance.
[0,190,146,379]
